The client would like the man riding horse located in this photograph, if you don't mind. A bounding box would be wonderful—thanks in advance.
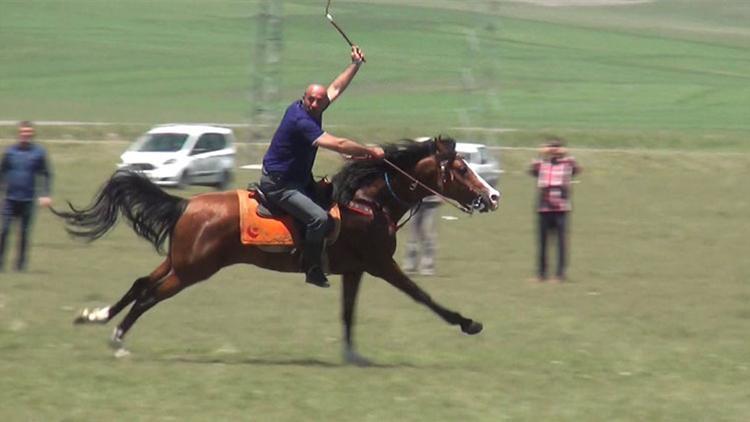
[50,5,504,361]
[259,45,384,288]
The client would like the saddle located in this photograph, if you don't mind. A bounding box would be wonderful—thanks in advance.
[237,186,341,248]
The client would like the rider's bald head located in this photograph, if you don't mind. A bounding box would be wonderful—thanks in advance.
[302,84,330,117]
[305,84,327,98]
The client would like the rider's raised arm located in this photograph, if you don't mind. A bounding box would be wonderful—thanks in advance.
[326,46,365,104]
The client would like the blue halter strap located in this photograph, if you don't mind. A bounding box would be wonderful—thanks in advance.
[384,171,411,207]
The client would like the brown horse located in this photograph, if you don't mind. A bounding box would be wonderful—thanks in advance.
[52,136,500,364]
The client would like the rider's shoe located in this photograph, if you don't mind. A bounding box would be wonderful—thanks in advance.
[305,266,330,288]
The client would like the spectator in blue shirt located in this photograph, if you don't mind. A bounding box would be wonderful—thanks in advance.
[0,121,53,272]
[260,46,384,288]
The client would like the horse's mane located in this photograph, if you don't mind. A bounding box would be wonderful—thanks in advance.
[331,139,435,205]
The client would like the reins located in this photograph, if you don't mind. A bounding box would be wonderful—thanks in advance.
[383,169,422,230]
[382,158,472,214]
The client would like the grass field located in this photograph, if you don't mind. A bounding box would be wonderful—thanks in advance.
[1,0,749,421]
[0,141,748,421]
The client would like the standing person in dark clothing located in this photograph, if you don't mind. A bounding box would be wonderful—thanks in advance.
[529,138,581,283]
[0,121,53,272]
[259,46,384,288]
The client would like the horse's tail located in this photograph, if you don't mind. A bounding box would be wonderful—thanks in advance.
[50,170,188,254]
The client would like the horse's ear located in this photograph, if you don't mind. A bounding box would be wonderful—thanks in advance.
[434,135,456,155]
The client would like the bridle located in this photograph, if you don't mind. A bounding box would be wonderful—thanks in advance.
[382,156,478,215]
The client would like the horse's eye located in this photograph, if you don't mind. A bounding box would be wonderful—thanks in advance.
[458,166,468,175]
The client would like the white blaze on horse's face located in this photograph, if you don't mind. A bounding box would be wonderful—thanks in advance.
[461,158,501,211]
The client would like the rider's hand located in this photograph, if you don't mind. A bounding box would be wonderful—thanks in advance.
[351,45,365,64]
[368,147,385,160]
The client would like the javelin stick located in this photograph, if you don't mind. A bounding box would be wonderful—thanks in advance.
[325,0,366,62]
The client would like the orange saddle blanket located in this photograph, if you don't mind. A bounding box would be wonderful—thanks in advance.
[237,190,341,246]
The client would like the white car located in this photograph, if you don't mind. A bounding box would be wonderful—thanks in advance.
[455,142,502,187]
[415,137,502,187]
[118,124,236,189]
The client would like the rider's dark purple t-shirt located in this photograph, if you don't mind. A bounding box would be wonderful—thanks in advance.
[262,101,324,184]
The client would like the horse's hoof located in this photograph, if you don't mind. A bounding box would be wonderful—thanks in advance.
[461,320,483,335]
[73,307,109,325]
[113,348,131,359]
[344,349,373,367]
[73,309,89,325]
[109,328,124,350]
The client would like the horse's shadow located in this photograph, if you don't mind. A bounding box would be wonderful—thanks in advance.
[153,354,424,369]
[88,349,462,371]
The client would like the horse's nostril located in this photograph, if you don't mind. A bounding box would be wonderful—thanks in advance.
[491,194,500,202]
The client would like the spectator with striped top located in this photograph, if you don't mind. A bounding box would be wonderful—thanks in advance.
[529,137,581,283]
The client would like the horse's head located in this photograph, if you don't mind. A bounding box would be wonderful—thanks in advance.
[416,135,501,213]
[330,136,501,213]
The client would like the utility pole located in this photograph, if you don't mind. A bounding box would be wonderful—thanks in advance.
[458,0,501,142]
[481,0,501,139]
[249,0,283,143]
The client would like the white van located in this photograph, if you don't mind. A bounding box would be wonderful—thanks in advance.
[414,137,502,187]
[118,124,236,189]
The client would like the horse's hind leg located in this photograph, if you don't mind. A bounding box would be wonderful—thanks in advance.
[110,271,188,354]
[73,259,171,325]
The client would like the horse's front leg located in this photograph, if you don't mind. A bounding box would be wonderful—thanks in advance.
[341,271,371,366]
[369,259,483,335]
